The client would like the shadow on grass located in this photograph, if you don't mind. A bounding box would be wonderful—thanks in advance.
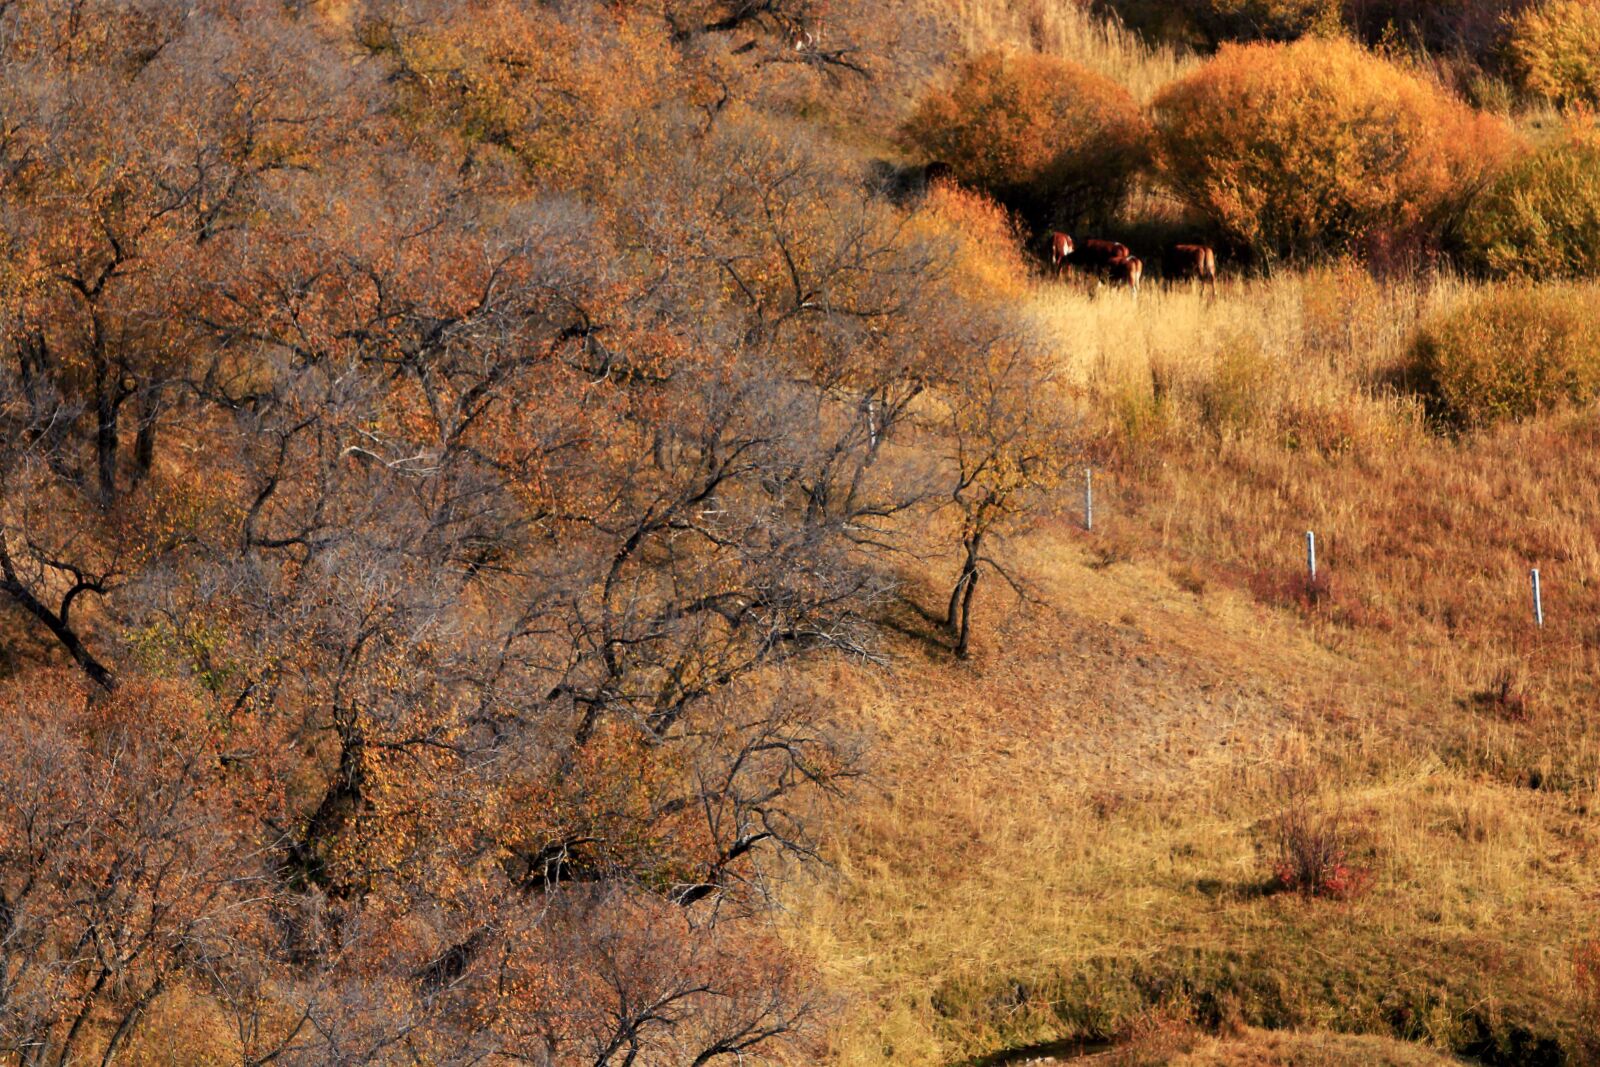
[875,591,958,657]
[1194,877,1278,901]
[963,1037,1115,1067]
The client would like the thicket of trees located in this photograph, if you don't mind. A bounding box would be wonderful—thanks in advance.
[0,1,1072,1062]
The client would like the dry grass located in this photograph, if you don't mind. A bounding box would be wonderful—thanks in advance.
[1024,268,1600,733]
[937,0,1196,101]
[787,534,1600,1063]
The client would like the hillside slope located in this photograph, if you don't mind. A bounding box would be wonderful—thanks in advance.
[786,278,1600,1066]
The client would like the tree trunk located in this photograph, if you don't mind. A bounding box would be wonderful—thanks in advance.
[94,361,120,508]
[99,976,166,1067]
[0,537,117,692]
[289,720,366,892]
[131,380,160,486]
[946,531,983,657]
[954,562,980,659]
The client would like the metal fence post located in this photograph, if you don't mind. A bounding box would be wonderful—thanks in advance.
[1084,468,1093,532]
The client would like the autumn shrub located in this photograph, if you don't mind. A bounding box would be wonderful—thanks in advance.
[910,182,1031,303]
[1151,38,1520,263]
[1472,665,1536,722]
[1459,131,1600,278]
[1195,334,1273,438]
[1407,283,1600,428]
[901,50,1148,228]
[1508,0,1600,108]
[1267,773,1372,900]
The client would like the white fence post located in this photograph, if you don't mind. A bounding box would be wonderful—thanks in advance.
[1306,531,1317,585]
[1084,468,1094,532]
[1531,568,1544,628]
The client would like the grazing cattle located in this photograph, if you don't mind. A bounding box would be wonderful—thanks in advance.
[1067,237,1131,276]
[1165,243,1218,295]
[1047,231,1074,276]
[1108,254,1143,295]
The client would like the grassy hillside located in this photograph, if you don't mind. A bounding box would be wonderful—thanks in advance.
[783,270,1600,1065]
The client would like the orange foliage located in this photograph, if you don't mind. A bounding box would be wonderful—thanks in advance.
[1408,282,1600,428]
[910,182,1031,302]
[1460,123,1600,278]
[1508,0,1600,108]
[901,50,1148,226]
[366,0,683,191]
[0,674,259,1064]
[1151,37,1520,262]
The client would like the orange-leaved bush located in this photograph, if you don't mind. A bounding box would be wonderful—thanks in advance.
[1151,38,1520,263]
[1508,0,1600,108]
[900,51,1148,228]
[909,182,1031,303]
[1460,125,1600,278]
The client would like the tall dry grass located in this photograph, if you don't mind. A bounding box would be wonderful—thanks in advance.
[786,541,1600,1064]
[939,0,1197,100]
[1046,270,1600,726]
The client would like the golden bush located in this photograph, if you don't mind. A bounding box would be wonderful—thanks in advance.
[1508,0,1600,108]
[1150,38,1519,262]
[1459,128,1600,278]
[1408,283,1600,428]
[910,182,1032,303]
[900,50,1148,227]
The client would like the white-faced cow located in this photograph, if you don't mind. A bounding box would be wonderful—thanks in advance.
[1047,232,1074,277]
[1051,235,1130,280]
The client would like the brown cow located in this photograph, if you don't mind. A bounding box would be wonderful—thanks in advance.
[1047,232,1074,276]
[1108,254,1143,296]
[1069,238,1131,275]
[1165,243,1218,296]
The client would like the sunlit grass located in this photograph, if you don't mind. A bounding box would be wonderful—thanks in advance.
[787,264,1600,1065]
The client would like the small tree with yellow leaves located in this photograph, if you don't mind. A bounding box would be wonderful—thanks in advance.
[935,324,1077,658]
[1508,0,1600,108]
